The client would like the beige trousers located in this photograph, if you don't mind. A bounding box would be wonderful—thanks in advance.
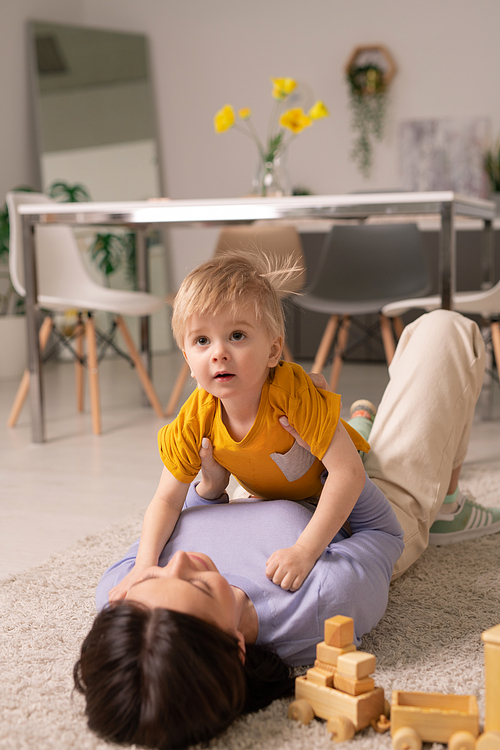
[364,310,486,578]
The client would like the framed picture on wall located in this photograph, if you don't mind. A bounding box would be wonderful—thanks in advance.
[399,116,490,198]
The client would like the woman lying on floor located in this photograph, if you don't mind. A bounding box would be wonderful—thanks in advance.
[74,311,500,750]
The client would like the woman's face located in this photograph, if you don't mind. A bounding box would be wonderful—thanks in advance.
[125,551,245,650]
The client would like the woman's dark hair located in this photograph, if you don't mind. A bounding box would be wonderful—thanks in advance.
[74,603,294,749]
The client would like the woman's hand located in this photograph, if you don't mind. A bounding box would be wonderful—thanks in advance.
[308,372,330,391]
[109,563,150,602]
[196,437,230,500]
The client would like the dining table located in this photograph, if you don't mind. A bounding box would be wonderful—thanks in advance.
[19,191,495,443]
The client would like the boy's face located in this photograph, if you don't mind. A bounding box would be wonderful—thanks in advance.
[182,304,282,406]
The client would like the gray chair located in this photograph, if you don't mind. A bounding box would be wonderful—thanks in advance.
[294,223,431,390]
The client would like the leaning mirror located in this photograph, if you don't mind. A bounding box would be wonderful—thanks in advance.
[28,20,163,201]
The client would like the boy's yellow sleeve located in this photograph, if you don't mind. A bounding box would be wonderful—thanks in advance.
[272,363,369,459]
[157,389,215,483]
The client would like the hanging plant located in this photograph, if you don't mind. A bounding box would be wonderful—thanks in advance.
[345,45,396,178]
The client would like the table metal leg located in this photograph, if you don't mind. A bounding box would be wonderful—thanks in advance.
[22,217,45,443]
[439,202,455,310]
[481,218,495,290]
[135,226,152,406]
[480,218,496,420]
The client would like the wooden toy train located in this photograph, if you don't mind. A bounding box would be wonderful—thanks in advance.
[288,615,500,749]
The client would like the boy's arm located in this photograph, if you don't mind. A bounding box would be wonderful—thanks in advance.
[109,467,189,601]
[265,420,366,592]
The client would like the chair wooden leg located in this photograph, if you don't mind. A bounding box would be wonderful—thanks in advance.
[490,321,500,377]
[380,314,397,366]
[392,316,405,340]
[85,314,102,435]
[165,361,190,417]
[115,315,164,418]
[7,315,54,428]
[312,315,341,373]
[75,315,85,412]
[329,316,351,392]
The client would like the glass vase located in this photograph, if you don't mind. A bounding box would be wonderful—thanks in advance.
[251,151,291,197]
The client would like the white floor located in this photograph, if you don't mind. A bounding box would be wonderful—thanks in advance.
[0,350,499,579]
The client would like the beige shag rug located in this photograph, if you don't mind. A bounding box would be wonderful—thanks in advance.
[1,461,500,750]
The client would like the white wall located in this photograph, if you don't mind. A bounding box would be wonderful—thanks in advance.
[80,0,500,198]
[2,0,500,288]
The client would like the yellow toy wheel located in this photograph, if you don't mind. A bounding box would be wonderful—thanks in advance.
[392,726,422,750]
[287,699,314,725]
[326,715,355,742]
[449,731,477,750]
[476,732,500,750]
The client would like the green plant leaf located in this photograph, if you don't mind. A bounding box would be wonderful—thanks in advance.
[48,181,91,202]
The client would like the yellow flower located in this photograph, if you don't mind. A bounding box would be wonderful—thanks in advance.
[271,77,297,101]
[309,100,329,120]
[280,108,312,134]
[214,105,235,133]
[238,107,252,120]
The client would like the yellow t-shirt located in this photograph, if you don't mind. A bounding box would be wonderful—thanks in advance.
[158,361,369,501]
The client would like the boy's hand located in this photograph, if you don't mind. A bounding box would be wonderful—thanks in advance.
[265,543,317,592]
[197,437,230,499]
[109,564,149,602]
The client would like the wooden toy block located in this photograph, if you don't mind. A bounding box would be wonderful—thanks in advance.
[314,659,336,675]
[306,666,334,688]
[316,641,356,666]
[337,651,376,679]
[333,672,375,696]
[482,623,500,733]
[390,690,479,744]
[295,676,384,732]
[324,615,354,648]
[476,732,500,750]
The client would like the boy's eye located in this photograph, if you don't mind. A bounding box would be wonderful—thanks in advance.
[195,336,210,346]
[230,331,245,341]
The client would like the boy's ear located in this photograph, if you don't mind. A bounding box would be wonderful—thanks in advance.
[182,350,195,379]
[268,336,283,367]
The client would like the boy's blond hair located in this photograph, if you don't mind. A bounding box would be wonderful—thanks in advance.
[171,249,303,348]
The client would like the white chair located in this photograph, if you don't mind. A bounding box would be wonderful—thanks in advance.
[382,284,500,378]
[165,223,305,416]
[6,191,165,434]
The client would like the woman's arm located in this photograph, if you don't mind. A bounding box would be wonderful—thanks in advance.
[192,438,230,501]
[109,467,189,601]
